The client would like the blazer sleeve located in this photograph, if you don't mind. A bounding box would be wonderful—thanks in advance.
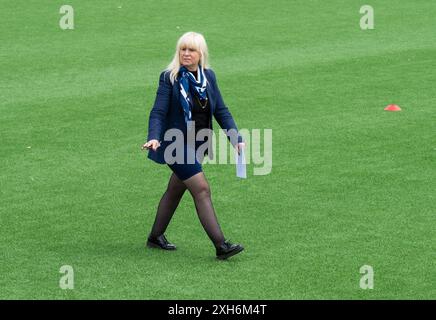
[147,71,172,142]
[209,70,244,145]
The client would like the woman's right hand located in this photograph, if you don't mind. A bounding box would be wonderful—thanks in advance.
[141,139,161,151]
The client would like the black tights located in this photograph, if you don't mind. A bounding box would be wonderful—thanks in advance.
[149,172,225,248]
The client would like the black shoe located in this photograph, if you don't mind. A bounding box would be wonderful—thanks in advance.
[147,234,176,250]
[216,240,244,260]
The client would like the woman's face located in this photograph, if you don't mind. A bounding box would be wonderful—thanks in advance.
[179,46,201,71]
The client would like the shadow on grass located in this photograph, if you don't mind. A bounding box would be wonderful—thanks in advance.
[49,239,247,266]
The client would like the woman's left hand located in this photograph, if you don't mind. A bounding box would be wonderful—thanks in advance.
[236,142,245,156]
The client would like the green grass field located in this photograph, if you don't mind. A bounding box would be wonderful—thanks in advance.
[1,0,435,299]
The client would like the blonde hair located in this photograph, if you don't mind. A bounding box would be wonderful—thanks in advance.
[165,31,210,84]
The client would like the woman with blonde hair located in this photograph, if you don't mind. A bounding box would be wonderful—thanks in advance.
[141,32,245,260]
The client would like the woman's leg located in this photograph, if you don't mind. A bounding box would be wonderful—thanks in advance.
[149,173,187,238]
[182,172,225,247]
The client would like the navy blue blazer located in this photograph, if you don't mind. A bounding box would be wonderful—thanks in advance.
[147,68,243,164]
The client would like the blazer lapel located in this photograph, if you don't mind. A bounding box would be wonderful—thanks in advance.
[172,78,181,112]
[206,77,215,115]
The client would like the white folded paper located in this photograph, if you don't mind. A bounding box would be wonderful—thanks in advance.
[236,149,246,179]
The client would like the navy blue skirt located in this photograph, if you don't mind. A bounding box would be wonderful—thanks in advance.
[167,138,208,181]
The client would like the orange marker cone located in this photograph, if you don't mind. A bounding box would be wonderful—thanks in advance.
[384,104,402,111]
